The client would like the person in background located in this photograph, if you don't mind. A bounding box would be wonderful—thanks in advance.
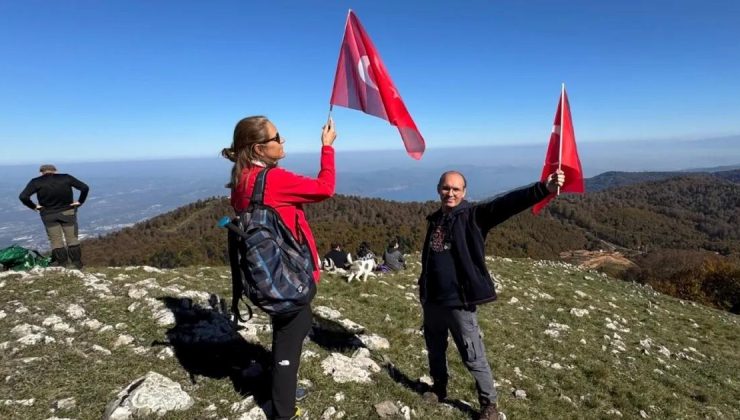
[323,242,352,270]
[418,169,565,420]
[223,115,336,420]
[382,238,406,271]
[355,241,376,261]
[19,164,89,269]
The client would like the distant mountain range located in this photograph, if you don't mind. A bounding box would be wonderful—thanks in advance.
[2,135,739,250]
[585,167,740,191]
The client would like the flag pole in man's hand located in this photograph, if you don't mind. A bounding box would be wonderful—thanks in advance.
[532,84,585,214]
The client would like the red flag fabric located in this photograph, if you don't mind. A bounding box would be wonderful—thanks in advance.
[532,88,585,214]
[330,10,425,160]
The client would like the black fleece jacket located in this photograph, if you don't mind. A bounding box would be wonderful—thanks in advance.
[19,174,89,216]
[419,182,551,306]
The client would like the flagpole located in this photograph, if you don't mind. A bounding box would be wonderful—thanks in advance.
[329,9,353,116]
[555,82,565,195]
[557,83,565,195]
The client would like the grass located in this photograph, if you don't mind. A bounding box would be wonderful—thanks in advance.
[0,256,738,419]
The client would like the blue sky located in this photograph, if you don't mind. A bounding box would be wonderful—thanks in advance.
[1,0,739,164]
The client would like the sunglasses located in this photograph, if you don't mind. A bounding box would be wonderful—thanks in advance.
[264,132,284,144]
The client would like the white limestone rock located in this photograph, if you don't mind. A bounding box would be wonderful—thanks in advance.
[102,371,194,419]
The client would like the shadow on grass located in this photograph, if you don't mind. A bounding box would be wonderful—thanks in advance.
[309,316,365,352]
[384,362,477,419]
[153,295,271,404]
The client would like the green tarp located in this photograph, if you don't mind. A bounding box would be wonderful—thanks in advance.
[0,245,50,271]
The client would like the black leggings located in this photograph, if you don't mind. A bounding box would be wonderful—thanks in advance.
[270,305,312,420]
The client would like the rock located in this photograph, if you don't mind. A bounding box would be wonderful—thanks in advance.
[334,392,345,401]
[574,290,589,298]
[92,345,112,355]
[231,396,255,413]
[54,397,76,410]
[657,346,671,358]
[639,410,649,418]
[66,304,86,319]
[102,371,194,419]
[142,266,164,273]
[338,319,365,334]
[11,323,45,338]
[301,350,319,360]
[114,334,135,349]
[356,333,390,350]
[514,389,527,399]
[81,319,104,330]
[1,398,35,406]
[559,394,574,405]
[321,348,381,383]
[569,308,589,317]
[321,406,337,419]
[544,322,570,338]
[18,333,55,346]
[127,288,148,299]
[508,297,519,304]
[400,405,412,420]
[374,400,399,418]
[234,404,269,420]
[157,347,174,360]
[314,306,342,320]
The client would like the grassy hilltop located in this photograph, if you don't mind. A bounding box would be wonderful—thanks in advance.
[0,256,738,419]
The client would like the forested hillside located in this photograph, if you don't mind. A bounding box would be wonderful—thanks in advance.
[81,172,740,313]
[81,194,590,268]
[550,174,740,256]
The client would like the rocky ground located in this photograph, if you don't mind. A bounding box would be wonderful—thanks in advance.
[0,256,738,419]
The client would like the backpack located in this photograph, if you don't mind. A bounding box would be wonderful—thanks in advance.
[0,245,50,271]
[224,168,316,321]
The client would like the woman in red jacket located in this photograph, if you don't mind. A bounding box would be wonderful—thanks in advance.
[222,115,336,420]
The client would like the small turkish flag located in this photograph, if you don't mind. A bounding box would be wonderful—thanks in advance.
[532,86,585,215]
[330,10,425,160]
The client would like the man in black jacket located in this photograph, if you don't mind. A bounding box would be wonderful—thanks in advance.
[19,164,89,269]
[419,169,564,420]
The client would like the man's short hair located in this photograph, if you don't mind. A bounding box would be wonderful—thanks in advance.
[39,164,57,173]
[437,170,467,189]
[331,242,341,249]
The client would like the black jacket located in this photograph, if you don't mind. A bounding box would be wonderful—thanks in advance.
[419,182,551,306]
[19,174,89,216]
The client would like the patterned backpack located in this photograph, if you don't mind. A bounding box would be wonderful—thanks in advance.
[224,168,316,320]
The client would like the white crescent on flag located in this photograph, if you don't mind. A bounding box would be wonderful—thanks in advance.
[357,56,379,90]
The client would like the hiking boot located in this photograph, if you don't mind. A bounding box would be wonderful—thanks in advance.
[68,245,83,269]
[50,247,68,267]
[478,403,500,420]
[295,387,308,402]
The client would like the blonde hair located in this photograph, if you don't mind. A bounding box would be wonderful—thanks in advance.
[221,116,271,189]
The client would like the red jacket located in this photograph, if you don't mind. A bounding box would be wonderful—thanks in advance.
[231,146,335,282]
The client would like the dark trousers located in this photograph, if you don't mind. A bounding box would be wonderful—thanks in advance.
[271,305,312,420]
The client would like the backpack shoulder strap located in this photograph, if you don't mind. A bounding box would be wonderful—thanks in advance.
[250,167,271,205]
